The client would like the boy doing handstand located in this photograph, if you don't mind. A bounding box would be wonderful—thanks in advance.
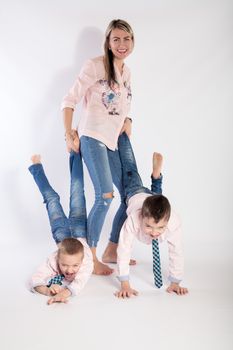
[115,133,188,298]
[28,146,93,305]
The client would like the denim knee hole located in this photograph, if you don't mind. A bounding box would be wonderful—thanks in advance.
[102,192,114,206]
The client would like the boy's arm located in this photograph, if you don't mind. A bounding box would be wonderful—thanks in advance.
[116,217,139,298]
[115,280,138,298]
[34,285,51,296]
[166,213,188,295]
[47,288,71,305]
[34,285,72,301]
[30,255,58,293]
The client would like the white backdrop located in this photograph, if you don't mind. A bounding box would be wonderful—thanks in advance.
[1,0,232,254]
[0,1,233,349]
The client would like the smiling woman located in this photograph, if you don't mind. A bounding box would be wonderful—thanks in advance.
[61,19,135,276]
[104,20,134,83]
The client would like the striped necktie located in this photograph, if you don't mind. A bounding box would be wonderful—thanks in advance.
[152,239,163,288]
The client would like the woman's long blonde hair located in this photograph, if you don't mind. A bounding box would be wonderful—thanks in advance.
[103,19,134,88]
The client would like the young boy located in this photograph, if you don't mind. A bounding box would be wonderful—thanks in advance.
[28,149,93,305]
[115,133,188,298]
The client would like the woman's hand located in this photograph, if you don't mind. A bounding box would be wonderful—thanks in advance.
[120,118,132,137]
[65,129,80,153]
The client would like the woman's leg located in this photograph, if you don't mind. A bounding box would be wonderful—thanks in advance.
[68,151,87,239]
[80,137,114,275]
[107,147,127,244]
[28,155,70,244]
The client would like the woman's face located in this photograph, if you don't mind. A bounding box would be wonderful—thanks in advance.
[108,28,134,61]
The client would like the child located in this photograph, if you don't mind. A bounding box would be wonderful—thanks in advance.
[28,148,93,305]
[115,133,188,298]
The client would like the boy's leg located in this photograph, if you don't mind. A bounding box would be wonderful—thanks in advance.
[117,133,150,200]
[151,153,163,194]
[28,155,70,244]
[68,151,87,239]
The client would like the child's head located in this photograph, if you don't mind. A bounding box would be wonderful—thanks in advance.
[57,238,84,282]
[141,195,171,238]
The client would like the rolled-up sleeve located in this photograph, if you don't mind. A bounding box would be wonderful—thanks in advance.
[30,258,56,292]
[61,59,97,110]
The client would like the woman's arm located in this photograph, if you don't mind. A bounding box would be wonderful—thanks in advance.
[63,107,80,152]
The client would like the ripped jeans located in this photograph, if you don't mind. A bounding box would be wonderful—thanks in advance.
[80,136,127,247]
[28,151,87,244]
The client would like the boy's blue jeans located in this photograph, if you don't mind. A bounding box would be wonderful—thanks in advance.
[28,151,87,244]
[117,133,163,200]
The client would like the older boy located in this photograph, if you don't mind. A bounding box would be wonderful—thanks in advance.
[115,133,188,298]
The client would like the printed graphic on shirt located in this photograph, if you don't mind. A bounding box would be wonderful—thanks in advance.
[124,81,132,103]
[98,79,121,116]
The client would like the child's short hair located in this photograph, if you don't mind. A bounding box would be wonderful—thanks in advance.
[58,238,84,257]
[141,194,171,223]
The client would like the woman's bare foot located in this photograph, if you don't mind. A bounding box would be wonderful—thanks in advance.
[90,247,113,275]
[93,259,114,275]
[102,242,136,265]
[152,152,163,179]
[31,155,41,164]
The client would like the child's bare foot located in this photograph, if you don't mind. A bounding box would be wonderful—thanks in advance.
[102,242,136,265]
[31,154,41,164]
[152,152,163,179]
[93,260,114,275]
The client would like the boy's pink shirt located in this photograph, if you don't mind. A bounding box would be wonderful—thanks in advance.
[30,238,93,296]
[117,193,184,283]
[61,56,132,151]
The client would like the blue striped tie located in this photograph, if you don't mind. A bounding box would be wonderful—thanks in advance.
[152,239,163,288]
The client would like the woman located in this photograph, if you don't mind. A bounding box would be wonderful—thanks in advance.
[62,19,135,275]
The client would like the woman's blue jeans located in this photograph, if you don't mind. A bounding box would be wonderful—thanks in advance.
[28,151,87,244]
[80,136,127,247]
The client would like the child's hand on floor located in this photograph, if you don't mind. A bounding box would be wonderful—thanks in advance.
[47,294,69,305]
[166,282,188,295]
[115,281,139,299]
[47,288,72,305]
[49,284,63,295]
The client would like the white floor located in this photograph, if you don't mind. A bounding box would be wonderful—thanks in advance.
[1,237,232,350]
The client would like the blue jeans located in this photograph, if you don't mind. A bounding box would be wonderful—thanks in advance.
[28,151,87,244]
[117,133,163,200]
[80,136,127,247]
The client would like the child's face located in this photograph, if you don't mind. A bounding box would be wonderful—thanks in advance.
[58,252,83,282]
[142,216,168,239]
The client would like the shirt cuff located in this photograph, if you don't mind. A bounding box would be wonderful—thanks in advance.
[65,285,76,297]
[168,275,182,284]
[117,275,129,282]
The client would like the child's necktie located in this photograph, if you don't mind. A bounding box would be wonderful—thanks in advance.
[152,239,163,288]
[47,274,65,287]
